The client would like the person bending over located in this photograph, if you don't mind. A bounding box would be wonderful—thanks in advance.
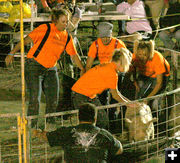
[131,40,170,100]
[71,48,139,129]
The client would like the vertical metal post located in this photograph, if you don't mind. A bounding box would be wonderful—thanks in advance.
[19,0,27,162]
[18,116,22,163]
[172,51,178,89]
[0,143,1,163]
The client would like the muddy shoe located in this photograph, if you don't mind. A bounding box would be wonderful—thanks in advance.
[45,123,57,132]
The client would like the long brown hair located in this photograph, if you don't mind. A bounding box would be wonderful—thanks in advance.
[134,40,155,60]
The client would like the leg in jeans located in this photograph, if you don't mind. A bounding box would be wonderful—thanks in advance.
[25,61,43,128]
[174,30,180,49]
[43,69,59,123]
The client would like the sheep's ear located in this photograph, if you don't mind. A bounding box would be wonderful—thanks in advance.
[133,40,139,55]
[125,118,132,124]
[145,118,158,127]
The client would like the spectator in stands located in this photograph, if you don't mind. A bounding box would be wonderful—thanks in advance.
[159,0,180,57]
[116,0,152,41]
[72,48,139,129]
[5,9,85,129]
[33,103,123,162]
[40,0,83,33]
[131,40,170,100]
[41,0,75,12]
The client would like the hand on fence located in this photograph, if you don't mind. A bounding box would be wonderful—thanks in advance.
[5,55,14,67]
[32,129,48,142]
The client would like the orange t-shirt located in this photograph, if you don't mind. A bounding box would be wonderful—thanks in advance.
[88,37,126,64]
[132,50,170,78]
[27,23,77,68]
[72,62,118,99]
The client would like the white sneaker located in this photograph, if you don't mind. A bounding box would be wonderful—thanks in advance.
[45,123,57,132]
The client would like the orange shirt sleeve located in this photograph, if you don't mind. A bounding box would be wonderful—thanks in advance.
[152,51,170,76]
[28,24,47,44]
[41,0,49,8]
[87,41,98,59]
[132,53,136,60]
[116,39,126,49]
[65,35,77,56]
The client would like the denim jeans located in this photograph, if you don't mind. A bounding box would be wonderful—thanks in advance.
[25,59,59,127]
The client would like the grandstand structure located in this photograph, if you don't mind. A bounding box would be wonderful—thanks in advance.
[0,0,180,162]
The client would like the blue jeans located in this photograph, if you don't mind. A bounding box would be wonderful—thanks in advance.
[25,59,59,127]
[159,30,180,49]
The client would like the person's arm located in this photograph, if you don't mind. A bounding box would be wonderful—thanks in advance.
[5,35,33,66]
[71,54,85,76]
[110,88,131,104]
[107,130,123,156]
[132,66,140,93]
[67,17,80,32]
[110,88,140,107]
[147,74,163,97]
[85,56,94,71]
[116,2,127,13]
[41,0,51,12]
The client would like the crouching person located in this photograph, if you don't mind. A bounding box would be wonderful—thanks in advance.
[71,48,139,129]
[33,103,123,163]
[132,40,170,100]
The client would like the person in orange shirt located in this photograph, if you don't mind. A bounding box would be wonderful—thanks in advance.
[86,22,127,106]
[5,9,85,129]
[86,22,126,71]
[131,40,170,99]
[72,48,137,129]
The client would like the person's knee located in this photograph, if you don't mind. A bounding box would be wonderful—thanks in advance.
[159,31,168,40]
[175,30,180,42]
